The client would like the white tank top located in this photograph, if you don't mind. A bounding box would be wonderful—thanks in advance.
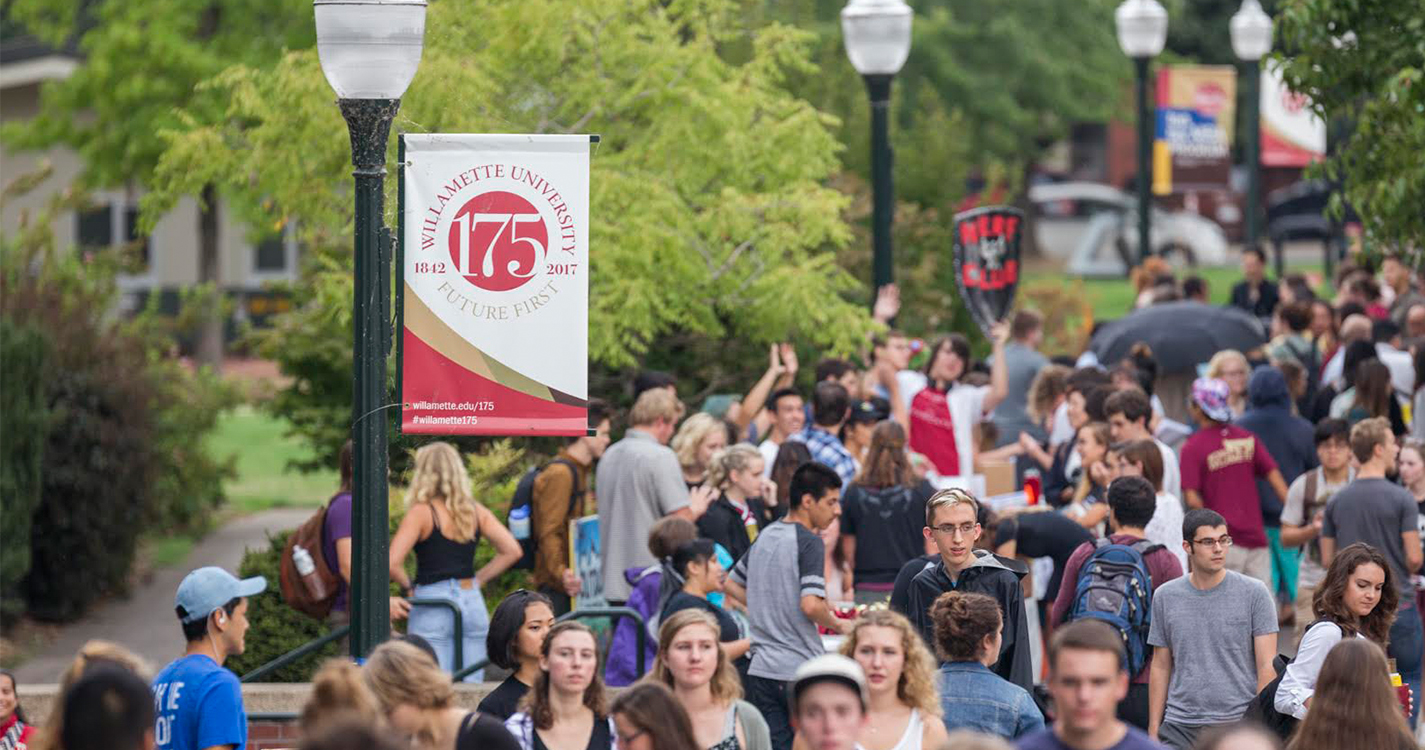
[856,708,922,750]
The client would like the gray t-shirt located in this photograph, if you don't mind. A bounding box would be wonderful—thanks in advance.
[728,520,826,681]
[597,429,690,601]
[989,343,1048,444]
[1280,468,1353,589]
[1322,477,1417,598]
[1147,571,1278,725]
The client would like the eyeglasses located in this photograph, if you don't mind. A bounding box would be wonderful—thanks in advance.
[1191,535,1233,549]
[930,523,978,538]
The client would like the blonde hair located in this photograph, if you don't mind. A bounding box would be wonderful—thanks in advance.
[405,442,479,542]
[648,610,743,704]
[672,413,724,471]
[31,640,152,750]
[363,641,455,715]
[706,444,763,489]
[925,488,979,527]
[301,659,379,734]
[1206,350,1248,380]
[630,388,684,427]
[839,609,941,717]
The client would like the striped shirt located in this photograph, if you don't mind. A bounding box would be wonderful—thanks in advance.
[729,520,827,681]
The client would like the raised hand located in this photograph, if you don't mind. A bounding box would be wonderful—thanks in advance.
[873,283,901,323]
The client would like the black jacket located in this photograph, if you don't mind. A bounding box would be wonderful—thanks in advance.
[893,550,1034,692]
[696,494,770,565]
[1230,278,1280,320]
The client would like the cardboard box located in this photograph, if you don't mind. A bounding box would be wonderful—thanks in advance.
[981,460,1016,497]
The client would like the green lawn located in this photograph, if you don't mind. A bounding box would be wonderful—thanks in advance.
[1022,262,1328,323]
[210,405,339,515]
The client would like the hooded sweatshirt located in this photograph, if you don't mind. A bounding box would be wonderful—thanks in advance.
[1234,367,1317,527]
[897,549,1033,691]
[605,565,660,687]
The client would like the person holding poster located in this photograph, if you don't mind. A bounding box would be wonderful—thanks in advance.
[532,399,611,616]
[599,389,716,604]
[906,323,1010,481]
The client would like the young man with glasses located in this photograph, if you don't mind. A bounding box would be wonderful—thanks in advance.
[896,488,1032,690]
[1146,509,1277,750]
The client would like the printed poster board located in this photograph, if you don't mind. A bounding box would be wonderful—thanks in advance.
[400,134,592,436]
[570,515,605,610]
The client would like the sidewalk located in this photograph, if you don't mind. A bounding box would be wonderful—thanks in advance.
[12,507,313,684]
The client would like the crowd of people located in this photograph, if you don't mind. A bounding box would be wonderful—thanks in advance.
[16,253,1425,750]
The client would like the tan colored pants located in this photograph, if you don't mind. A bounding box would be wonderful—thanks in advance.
[1226,545,1273,591]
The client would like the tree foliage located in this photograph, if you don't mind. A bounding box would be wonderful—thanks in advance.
[1274,0,1425,252]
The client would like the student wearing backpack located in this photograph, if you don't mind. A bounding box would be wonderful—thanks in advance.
[529,399,611,615]
[1146,509,1278,750]
[1050,476,1182,731]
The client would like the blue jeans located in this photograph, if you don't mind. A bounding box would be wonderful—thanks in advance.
[409,579,489,682]
[1388,599,1423,728]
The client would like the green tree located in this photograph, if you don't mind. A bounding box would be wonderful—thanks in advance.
[1,0,314,367]
[142,0,879,467]
[1274,0,1425,252]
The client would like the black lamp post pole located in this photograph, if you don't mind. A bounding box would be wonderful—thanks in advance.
[866,74,895,300]
[340,97,400,659]
[1241,59,1268,275]
[1134,56,1153,265]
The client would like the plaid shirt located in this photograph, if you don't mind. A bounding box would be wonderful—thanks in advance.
[789,425,858,489]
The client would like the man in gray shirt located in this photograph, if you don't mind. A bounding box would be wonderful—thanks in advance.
[598,388,714,602]
[1320,417,1423,726]
[990,310,1049,447]
[1148,509,1278,750]
[728,462,853,750]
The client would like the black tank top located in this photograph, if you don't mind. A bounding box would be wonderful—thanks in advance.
[413,503,480,585]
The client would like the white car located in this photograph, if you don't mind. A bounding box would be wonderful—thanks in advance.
[1028,181,1229,276]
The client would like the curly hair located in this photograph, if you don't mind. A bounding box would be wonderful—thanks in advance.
[405,442,478,542]
[648,610,743,704]
[839,609,941,717]
[853,421,914,489]
[672,413,725,472]
[1313,542,1399,645]
[930,591,1002,664]
[522,621,607,730]
[1027,365,1071,425]
[706,444,764,490]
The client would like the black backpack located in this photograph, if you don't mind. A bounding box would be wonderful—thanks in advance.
[1244,619,1331,739]
[506,459,582,571]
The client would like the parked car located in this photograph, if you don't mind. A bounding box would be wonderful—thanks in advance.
[1028,182,1229,276]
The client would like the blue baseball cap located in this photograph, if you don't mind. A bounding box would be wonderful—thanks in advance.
[175,566,266,624]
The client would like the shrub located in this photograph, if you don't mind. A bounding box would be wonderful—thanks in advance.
[0,204,237,621]
[0,318,49,623]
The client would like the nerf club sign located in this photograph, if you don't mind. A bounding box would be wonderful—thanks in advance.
[953,206,1023,336]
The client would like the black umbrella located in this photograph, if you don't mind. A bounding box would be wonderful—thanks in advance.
[1090,301,1267,375]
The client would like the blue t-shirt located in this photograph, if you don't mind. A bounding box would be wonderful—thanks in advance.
[1017,726,1165,750]
[152,654,247,750]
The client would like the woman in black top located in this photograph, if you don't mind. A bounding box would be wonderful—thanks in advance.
[697,445,774,565]
[662,540,751,665]
[479,590,557,720]
[389,442,524,682]
[505,622,616,750]
[363,640,521,750]
[838,421,936,605]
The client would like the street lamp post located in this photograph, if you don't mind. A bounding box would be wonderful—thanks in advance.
[1115,0,1168,266]
[1231,0,1274,271]
[314,0,427,659]
[841,0,912,301]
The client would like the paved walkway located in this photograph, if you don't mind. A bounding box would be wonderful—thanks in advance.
[13,507,313,684]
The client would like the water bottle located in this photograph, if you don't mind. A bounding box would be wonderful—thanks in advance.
[293,544,328,600]
[509,505,531,541]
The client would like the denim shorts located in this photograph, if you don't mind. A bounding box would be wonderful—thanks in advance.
[408,579,490,682]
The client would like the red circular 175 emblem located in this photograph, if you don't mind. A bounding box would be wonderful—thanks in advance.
[446,191,549,292]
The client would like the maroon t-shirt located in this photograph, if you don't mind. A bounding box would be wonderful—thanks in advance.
[1051,534,1183,683]
[1179,424,1276,548]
